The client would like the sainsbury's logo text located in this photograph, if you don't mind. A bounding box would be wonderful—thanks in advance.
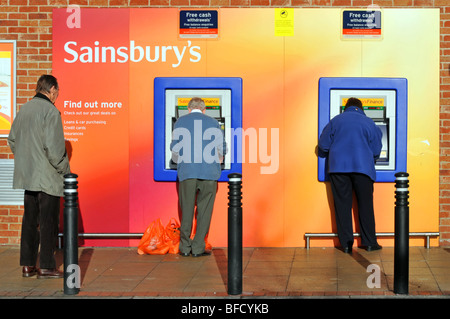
[63,40,202,67]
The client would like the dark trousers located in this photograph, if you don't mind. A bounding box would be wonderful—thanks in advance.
[178,179,217,255]
[329,173,377,248]
[20,191,61,269]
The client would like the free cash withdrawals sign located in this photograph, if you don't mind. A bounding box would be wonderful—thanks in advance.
[179,10,218,38]
[342,9,382,40]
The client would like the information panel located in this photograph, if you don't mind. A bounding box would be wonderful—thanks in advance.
[179,10,219,39]
[342,9,382,40]
[0,41,16,137]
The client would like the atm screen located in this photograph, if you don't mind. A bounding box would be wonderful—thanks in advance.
[330,89,396,171]
[174,97,225,131]
[339,97,386,119]
[165,89,232,171]
[175,97,223,119]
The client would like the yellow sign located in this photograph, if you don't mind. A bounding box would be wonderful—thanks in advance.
[274,8,294,37]
[342,97,385,106]
[177,97,220,106]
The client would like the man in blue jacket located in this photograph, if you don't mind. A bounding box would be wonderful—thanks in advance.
[170,97,226,257]
[319,97,383,253]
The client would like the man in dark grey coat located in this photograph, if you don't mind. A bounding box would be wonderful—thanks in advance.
[170,97,226,257]
[8,75,70,278]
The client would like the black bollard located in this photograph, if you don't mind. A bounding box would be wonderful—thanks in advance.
[227,173,243,295]
[63,173,80,295]
[394,172,409,295]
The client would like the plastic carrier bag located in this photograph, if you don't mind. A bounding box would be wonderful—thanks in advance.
[137,218,180,255]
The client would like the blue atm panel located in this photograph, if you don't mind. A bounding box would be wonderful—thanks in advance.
[154,77,243,182]
[318,77,407,182]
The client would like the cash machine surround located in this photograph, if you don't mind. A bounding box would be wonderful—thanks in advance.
[318,77,407,183]
[154,77,243,182]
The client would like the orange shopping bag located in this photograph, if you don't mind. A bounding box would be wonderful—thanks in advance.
[165,218,181,254]
[137,218,170,255]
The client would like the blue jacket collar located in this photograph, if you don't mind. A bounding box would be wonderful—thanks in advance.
[344,106,365,115]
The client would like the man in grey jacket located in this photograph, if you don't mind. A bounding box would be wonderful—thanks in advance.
[8,75,70,278]
[170,97,226,257]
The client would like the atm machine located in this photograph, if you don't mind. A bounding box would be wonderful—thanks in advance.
[154,77,242,182]
[165,90,231,171]
[318,77,407,182]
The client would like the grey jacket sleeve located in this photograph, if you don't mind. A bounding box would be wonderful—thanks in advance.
[7,130,15,154]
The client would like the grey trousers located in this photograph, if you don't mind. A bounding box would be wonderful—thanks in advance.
[178,179,217,255]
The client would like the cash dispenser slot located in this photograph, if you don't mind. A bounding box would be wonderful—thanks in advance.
[375,121,389,164]
[362,105,389,165]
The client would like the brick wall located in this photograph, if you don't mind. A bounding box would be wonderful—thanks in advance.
[0,1,449,246]
[440,4,450,246]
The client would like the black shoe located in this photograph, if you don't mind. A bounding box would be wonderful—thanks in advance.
[343,246,352,254]
[179,252,190,257]
[365,244,382,252]
[192,251,211,257]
